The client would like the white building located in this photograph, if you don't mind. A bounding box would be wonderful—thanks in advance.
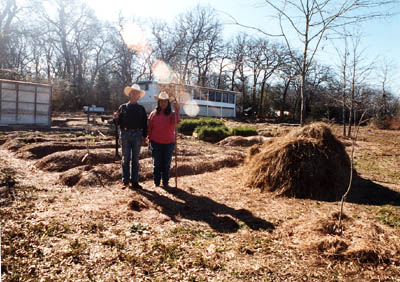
[137,81,238,118]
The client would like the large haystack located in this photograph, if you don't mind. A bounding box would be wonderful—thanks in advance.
[244,122,353,201]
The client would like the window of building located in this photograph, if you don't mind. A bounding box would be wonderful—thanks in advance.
[193,89,201,100]
[140,83,149,91]
[201,89,208,100]
[223,93,229,103]
[228,93,235,104]
[200,89,208,101]
[209,91,215,101]
[215,92,222,102]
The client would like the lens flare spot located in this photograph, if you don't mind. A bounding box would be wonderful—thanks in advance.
[176,91,191,104]
[121,23,151,57]
[152,60,172,82]
[183,102,200,117]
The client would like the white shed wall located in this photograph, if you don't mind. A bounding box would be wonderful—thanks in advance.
[0,79,52,126]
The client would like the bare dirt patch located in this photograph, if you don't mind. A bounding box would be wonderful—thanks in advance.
[1,116,400,281]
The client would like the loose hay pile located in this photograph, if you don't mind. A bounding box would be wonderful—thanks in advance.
[244,122,353,201]
[279,212,400,266]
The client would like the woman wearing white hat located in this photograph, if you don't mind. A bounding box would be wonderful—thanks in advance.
[113,83,147,189]
[148,91,180,188]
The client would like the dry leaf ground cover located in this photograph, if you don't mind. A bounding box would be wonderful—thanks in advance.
[1,114,400,281]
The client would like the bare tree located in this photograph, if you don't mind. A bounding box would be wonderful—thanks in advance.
[258,40,285,117]
[245,0,398,125]
[212,43,233,90]
[0,0,20,70]
[175,5,222,84]
[276,52,301,121]
[193,21,223,87]
[346,33,373,137]
[0,0,17,32]
[230,34,250,114]
[333,33,351,136]
[377,57,397,117]
[246,38,265,114]
[150,19,186,69]
[110,17,142,89]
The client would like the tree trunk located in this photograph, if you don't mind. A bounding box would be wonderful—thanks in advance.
[347,94,353,137]
[259,81,266,117]
[280,80,290,122]
[300,73,306,125]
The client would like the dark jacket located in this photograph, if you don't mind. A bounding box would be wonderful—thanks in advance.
[116,103,147,138]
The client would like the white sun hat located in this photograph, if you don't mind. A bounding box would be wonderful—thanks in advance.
[154,91,175,102]
[123,83,145,98]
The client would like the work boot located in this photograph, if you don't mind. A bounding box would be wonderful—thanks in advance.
[162,183,174,189]
[121,182,130,189]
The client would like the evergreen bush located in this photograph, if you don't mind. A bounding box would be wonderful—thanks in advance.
[195,125,230,142]
[230,126,258,137]
[177,119,201,135]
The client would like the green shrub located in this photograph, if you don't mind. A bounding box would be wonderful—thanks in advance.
[195,125,230,142]
[198,117,224,128]
[230,126,258,137]
[177,118,225,135]
[177,119,201,135]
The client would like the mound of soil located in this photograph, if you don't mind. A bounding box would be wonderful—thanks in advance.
[244,122,353,201]
[73,163,121,186]
[58,153,245,187]
[1,139,25,152]
[58,165,90,187]
[36,149,117,172]
[172,154,245,177]
[58,163,121,187]
[15,142,114,160]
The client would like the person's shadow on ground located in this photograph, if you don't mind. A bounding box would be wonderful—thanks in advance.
[136,185,274,233]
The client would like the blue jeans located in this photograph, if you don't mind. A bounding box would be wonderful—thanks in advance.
[121,129,143,184]
[150,141,175,186]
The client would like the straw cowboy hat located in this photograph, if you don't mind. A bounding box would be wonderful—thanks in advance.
[154,91,175,102]
[124,83,145,98]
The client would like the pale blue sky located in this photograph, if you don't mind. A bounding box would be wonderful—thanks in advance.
[88,0,400,95]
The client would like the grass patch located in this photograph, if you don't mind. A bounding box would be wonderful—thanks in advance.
[64,239,87,264]
[102,238,124,249]
[354,156,400,183]
[169,227,217,239]
[130,223,150,234]
[376,206,400,228]
[152,242,183,265]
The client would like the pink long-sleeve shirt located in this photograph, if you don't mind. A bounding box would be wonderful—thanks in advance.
[148,109,180,144]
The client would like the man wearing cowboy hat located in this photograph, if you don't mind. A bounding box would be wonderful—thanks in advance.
[113,83,147,189]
